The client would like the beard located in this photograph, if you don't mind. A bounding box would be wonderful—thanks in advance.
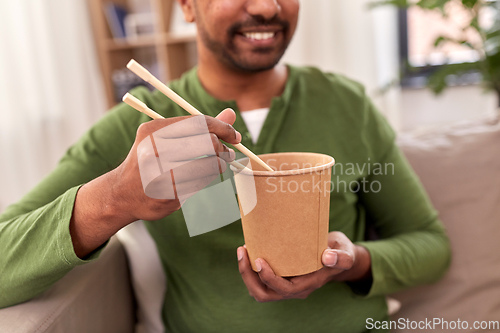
[197,15,291,73]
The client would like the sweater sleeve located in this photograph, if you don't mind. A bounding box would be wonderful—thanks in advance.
[0,88,151,308]
[353,96,452,297]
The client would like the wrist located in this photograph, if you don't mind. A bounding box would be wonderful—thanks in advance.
[351,245,372,281]
[70,170,133,258]
[99,167,143,228]
[105,167,136,225]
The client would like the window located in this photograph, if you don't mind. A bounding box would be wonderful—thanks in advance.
[398,1,496,87]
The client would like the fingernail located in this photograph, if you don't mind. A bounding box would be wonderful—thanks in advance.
[237,247,243,261]
[255,259,262,272]
[236,131,242,142]
[243,244,247,249]
[229,148,235,161]
[324,250,338,267]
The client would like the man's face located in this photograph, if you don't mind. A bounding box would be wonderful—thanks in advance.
[190,0,299,72]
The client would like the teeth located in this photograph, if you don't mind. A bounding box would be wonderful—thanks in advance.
[243,32,275,41]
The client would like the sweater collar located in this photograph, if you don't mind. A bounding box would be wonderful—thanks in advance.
[167,64,297,154]
[186,64,297,117]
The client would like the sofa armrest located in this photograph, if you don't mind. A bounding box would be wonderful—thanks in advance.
[0,237,136,333]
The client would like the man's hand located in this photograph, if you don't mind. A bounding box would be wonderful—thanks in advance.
[237,231,372,302]
[110,109,241,222]
[70,109,241,258]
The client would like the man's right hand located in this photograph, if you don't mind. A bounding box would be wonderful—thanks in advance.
[113,109,241,221]
[70,108,241,258]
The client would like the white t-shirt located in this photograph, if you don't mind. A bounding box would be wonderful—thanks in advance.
[240,108,270,144]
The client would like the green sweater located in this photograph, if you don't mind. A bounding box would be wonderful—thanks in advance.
[0,65,451,332]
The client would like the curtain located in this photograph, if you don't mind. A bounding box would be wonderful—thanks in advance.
[0,0,107,211]
[282,0,401,129]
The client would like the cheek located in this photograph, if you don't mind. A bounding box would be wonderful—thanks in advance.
[203,0,242,26]
[280,0,300,29]
[197,2,237,43]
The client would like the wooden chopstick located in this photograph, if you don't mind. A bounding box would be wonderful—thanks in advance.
[126,59,274,172]
[122,93,250,172]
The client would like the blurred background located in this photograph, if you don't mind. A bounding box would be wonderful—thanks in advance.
[0,0,498,211]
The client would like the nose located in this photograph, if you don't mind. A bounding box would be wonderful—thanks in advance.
[246,0,281,20]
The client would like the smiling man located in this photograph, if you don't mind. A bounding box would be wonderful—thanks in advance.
[0,0,451,332]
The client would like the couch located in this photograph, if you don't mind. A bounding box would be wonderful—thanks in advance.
[0,237,136,333]
[1,117,499,333]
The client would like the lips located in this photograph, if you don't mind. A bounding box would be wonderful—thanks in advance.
[227,18,289,51]
[241,31,276,41]
[233,25,284,48]
[234,30,282,48]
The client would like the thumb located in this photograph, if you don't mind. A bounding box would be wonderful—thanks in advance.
[322,249,338,267]
[215,108,236,125]
[323,249,353,270]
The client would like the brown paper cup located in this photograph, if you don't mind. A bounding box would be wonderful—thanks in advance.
[231,152,335,277]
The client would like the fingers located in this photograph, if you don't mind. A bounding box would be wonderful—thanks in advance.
[322,249,338,267]
[155,133,235,163]
[171,156,226,184]
[237,247,281,303]
[136,114,240,170]
[175,173,220,202]
[215,108,236,125]
[327,231,350,250]
[205,116,242,144]
[254,257,327,300]
[237,246,337,302]
[323,231,355,270]
[141,115,241,146]
[259,259,332,299]
[322,249,353,270]
[254,259,295,298]
[136,116,192,141]
[142,157,223,200]
[209,134,235,162]
[331,250,354,270]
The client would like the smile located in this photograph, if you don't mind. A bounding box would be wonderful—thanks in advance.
[242,32,276,41]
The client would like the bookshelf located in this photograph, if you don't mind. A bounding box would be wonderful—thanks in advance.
[88,0,197,108]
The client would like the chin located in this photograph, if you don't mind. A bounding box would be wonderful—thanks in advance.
[226,52,285,73]
[234,62,279,73]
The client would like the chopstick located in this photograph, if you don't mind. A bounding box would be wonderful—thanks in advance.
[122,93,250,172]
[126,59,274,172]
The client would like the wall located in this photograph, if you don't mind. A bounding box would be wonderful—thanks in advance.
[400,86,498,131]
[282,0,402,129]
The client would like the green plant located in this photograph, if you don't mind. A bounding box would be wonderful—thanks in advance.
[371,0,500,105]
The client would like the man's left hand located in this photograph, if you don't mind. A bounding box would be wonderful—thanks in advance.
[237,231,372,303]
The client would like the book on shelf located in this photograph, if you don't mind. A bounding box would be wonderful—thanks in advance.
[104,2,128,39]
[112,62,160,102]
[125,13,155,39]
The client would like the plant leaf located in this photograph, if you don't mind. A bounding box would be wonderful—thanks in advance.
[367,0,410,9]
[434,36,447,47]
[469,16,481,34]
[427,62,482,94]
[461,0,478,9]
[417,0,450,14]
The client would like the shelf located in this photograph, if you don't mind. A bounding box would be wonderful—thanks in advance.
[89,0,198,108]
[106,33,196,51]
[166,33,197,44]
[106,36,162,50]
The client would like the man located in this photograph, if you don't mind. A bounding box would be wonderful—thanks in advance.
[0,0,451,332]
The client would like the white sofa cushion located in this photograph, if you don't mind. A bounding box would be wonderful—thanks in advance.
[116,221,166,333]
